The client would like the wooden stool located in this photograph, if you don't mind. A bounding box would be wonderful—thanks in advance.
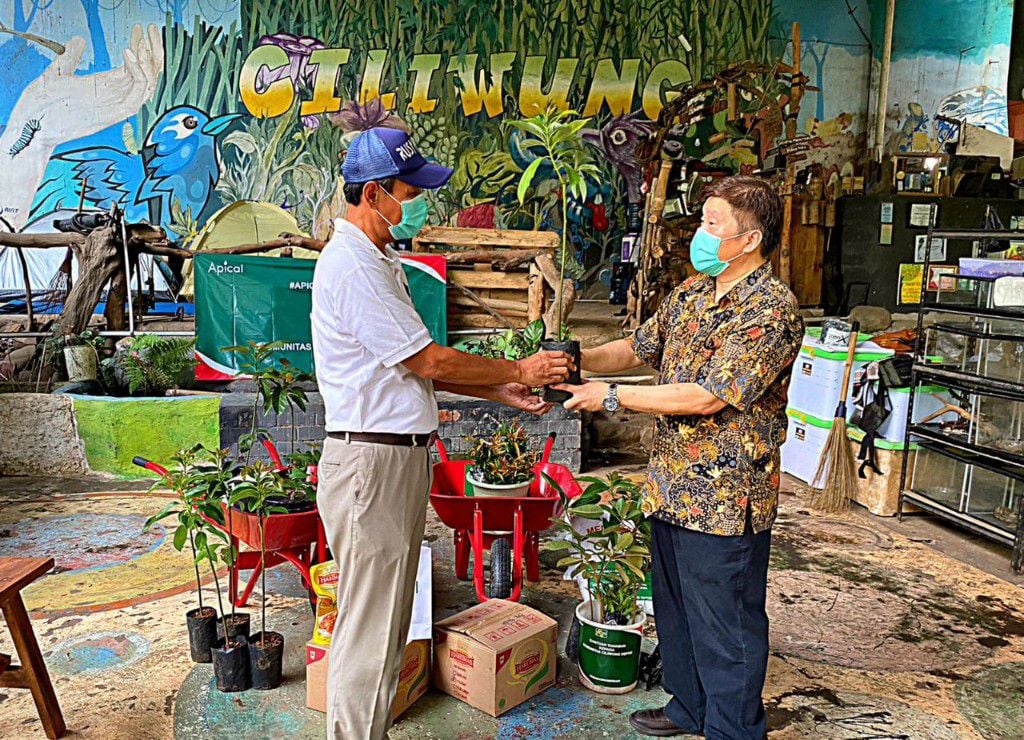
[0,557,66,738]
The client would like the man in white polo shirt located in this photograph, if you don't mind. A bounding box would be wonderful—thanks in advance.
[311,127,572,740]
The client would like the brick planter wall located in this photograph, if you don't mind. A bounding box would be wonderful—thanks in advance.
[219,391,581,471]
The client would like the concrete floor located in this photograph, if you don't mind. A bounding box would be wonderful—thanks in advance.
[0,472,1022,739]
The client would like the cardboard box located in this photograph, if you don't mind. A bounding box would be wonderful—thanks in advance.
[306,638,431,719]
[306,542,433,716]
[432,599,557,717]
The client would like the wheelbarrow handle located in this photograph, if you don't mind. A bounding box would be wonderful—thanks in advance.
[541,432,557,464]
[434,437,450,463]
[132,456,168,478]
[258,433,286,471]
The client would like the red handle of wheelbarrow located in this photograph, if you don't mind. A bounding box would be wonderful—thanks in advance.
[258,434,285,471]
[434,437,450,463]
[132,456,168,478]
[541,433,556,464]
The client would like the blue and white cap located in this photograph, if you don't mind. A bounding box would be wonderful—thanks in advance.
[341,127,453,189]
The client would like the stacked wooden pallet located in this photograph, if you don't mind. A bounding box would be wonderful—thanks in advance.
[413,226,574,332]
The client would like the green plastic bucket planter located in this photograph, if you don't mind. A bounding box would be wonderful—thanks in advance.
[575,601,644,694]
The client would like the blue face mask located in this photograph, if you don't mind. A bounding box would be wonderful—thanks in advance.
[375,188,429,241]
[690,227,756,277]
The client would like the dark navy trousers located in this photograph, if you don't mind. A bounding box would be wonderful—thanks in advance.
[650,513,772,740]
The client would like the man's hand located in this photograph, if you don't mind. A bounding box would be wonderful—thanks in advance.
[515,351,574,387]
[551,381,610,412]
[494,383,552,415]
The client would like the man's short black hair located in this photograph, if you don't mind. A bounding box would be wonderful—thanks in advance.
[704,175,783,258]
[343,177,397,206]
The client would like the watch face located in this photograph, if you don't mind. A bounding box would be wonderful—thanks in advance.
[603,396,618,412]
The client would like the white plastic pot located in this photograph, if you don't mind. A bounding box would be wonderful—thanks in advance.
[64,345,97,381]
[465,469,531,497]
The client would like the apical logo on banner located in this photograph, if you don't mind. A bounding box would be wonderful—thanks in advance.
[194,253,446,380]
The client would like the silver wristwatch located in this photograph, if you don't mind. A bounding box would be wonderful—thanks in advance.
[603,383,620,412]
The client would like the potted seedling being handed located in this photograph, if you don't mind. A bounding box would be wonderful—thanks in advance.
[506,107,596,403]
[466,420,540,497]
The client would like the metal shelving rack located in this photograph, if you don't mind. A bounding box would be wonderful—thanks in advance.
[897,225,1024,573]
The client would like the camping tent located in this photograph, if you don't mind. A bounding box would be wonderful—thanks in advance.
[179,200,317,299]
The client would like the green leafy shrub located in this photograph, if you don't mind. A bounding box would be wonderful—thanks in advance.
[468,420,538,485]
[546,473,651,624]
[459,319,544,360]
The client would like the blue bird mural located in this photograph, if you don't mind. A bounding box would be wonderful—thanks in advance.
[38,106,241,237]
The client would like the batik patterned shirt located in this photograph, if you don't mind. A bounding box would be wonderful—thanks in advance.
[627,262,803,536]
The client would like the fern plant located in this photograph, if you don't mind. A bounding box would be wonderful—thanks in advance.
[115,335,197,395]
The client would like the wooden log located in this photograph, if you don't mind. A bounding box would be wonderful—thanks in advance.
[448,270,530,290]
[0,232,84,248]
[444,249,550,270]
[414,226,558,251]
[449,295,531,314]
[449,313,528,329]
[104,257,129,332]
[527,263,544,322]
[449,283,514,328]
[203,235,326,255]
[535,254,577,336]
[56,226,124,337]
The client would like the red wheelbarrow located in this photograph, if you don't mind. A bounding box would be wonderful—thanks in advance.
[133,439,326,609]
[429,433,581,602]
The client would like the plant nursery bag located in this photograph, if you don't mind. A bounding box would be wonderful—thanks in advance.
[432,599,557,717]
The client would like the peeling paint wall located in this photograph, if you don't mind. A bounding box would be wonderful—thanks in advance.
[0,393,90,476]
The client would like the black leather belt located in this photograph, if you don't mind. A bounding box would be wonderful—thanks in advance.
[328,431,437,447]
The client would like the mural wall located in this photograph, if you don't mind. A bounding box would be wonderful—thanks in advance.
[867,0,1012,154]
[0,0,1012,287]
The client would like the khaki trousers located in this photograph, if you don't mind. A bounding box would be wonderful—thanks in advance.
[316,436,431,740]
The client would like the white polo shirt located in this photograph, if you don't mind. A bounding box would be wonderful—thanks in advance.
[311,219,437,434]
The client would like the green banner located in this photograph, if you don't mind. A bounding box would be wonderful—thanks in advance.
[194,253,446,380]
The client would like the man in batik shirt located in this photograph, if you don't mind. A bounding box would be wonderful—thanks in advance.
[555,176,803,739]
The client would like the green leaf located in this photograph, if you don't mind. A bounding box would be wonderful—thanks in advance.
[172,525,188,551]
[569,504,604,519]
[517,157,544,204]
[143,501,178,531]
[544,539,572,551]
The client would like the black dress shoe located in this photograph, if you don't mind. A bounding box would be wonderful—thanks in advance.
[628,708,694,737]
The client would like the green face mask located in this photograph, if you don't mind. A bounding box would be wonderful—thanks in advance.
[376,188,429,241]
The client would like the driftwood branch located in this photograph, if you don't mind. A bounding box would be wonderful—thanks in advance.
[205,234,327,255]
[0,20,65,55]
[534,253,576,336]
[449,283,514,329]
[0,232,84,248]
[444,249,550,271]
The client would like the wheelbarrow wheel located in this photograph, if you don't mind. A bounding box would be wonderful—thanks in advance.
[487,537,512,599]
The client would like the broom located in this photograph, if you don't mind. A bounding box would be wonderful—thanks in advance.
[811,321,860,512]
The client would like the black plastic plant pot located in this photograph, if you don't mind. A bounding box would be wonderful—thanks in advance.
[264,495,316,514]
[540,339,582,404]
[212,637,251,693]
[186,606,218,663]
[248,631,285,690]
[216,612,251,642]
